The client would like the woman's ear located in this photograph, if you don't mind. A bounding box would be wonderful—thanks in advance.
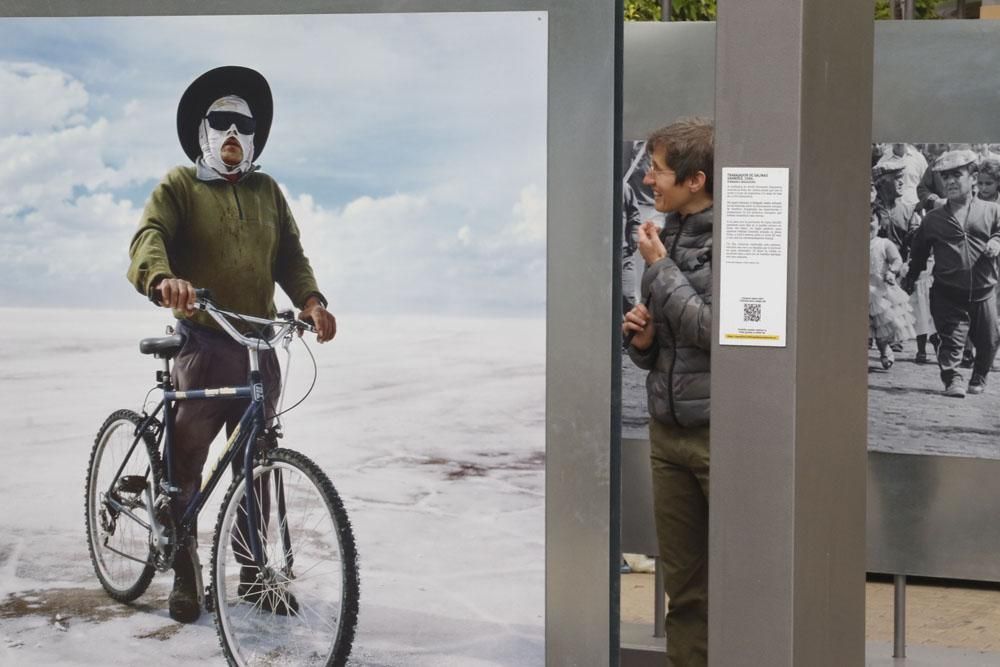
[687,170,707,194]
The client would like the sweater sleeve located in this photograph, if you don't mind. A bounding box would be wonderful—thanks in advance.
[627,337,659,370]
[273,186,325,308]
[906,220,931,280]
[989,202,1000,242]
[916,165,937,208]
[126,168,185,300]
[643,255,712,352]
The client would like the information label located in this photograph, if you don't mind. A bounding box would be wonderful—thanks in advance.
[719,167,789,347]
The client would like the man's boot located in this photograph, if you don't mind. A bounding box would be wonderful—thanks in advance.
[943,377,967,398]
[169,542,203,623]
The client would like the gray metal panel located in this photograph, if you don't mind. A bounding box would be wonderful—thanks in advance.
[712,1,870,666]
[0,1,619,665]
[621,16,1000,598]
[868,452,1000,582]
[621,622,665,666]
[621,438,658,556]
[868,18,1000,582]
[626,20,1000,144]
[622,21,716,141]
[541,4,618,665]
[873,20,1000,142]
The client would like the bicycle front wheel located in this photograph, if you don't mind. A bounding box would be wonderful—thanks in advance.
[84,409,161,602]
[211,448,359,667]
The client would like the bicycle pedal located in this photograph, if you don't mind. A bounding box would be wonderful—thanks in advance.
[116,475,148,494]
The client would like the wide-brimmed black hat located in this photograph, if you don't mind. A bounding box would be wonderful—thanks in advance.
[176,66,273,163]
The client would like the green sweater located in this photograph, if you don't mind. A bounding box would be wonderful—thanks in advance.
[127,166,324,330]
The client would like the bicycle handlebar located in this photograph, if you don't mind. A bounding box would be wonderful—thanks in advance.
[198,298,316,350]
[151,282,315,349]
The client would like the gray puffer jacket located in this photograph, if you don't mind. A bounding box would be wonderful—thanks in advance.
[628,206,712,427]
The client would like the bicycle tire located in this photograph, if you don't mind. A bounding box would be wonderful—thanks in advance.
[84,409,161,602]
[211,447,359,667]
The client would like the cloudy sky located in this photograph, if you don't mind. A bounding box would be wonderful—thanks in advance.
[0,12,547,316]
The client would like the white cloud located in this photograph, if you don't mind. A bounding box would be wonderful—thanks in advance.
[48,15,547,193]
[0,192,138,311]
[0,15,546,315]
[278,184,546,315]
[0,61,89,135]
[0,75,172,218]
[0,119,110,213]
[0,62,157,305]
[505,184,546,246]
[283,187,430,293]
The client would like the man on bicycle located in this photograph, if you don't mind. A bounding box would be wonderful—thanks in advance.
[126,65,336,623]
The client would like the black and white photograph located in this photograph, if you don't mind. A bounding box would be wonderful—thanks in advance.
[621,139,665,439]
[868,142,1000,459]
[0,12,547,666]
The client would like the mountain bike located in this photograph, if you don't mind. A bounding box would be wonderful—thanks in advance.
[84,289,359,666]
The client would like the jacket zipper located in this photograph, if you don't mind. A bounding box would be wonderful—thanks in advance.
[958,201,973,301]
[232,185,245,221]
[665,218,686,427]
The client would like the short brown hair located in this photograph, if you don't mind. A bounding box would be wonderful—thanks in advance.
[646,117,714,196]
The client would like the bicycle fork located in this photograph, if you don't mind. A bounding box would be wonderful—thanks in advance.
[242,422,295,579]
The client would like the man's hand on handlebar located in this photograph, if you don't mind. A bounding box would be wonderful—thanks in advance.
[299,296,337,344]
[154,278,197,314]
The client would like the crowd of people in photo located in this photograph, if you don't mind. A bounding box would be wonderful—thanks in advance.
[870,142,1000,398]
[624,139,1000,399]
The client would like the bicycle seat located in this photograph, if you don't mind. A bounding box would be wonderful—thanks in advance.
[139,334,185,359]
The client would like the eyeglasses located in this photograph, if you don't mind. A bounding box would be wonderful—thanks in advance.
[645,164,676,179]
[205,111,256,134]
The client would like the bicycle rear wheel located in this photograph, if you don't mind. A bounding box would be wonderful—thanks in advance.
[211,448,359,667]
[84,409,161,602]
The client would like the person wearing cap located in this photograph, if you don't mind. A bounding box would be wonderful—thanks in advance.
[904,149,1000,397]
[873,159,921,260]
[126,66,336,623]
[875,143,927,208]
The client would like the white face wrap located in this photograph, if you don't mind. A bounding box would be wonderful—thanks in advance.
[198,95,255,175]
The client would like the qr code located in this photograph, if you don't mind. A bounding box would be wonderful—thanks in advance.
[743,303,762,322]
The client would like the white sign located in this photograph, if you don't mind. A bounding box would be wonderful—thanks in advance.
[719,167,789,347]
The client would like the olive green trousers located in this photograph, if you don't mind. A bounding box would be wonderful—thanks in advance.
[649,417,710,667]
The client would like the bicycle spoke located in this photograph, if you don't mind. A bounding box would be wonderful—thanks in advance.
[86,411,160,603]
[213,453,357,666]
[286,593,341,635]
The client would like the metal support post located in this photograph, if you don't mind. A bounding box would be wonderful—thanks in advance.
[893,574,906,658]
[711,0,871,664]
[654,559,665,638]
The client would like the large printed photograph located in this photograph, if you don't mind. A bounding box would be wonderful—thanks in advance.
[0,13,547,666]
[621,139,1000,458]
[868,142,1000,459]
[621,139,664,439]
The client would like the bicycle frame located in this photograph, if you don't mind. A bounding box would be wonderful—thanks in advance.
[102,300,311,572]
[102,361,267,568]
